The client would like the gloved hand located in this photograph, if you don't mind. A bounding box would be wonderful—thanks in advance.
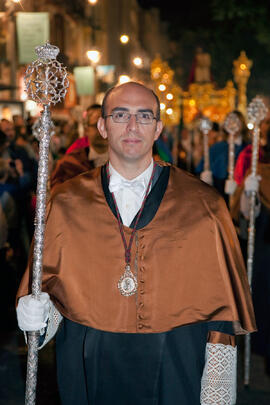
[16,292,51,332]
[225,179,237,195]
[200,170,213,186]
[244,174,261,194]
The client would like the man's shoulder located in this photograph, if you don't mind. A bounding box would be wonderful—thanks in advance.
[50,166,100,200]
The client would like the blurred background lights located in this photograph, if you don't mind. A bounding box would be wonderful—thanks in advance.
[247,122,254,130]
[160,103,166,110]
[158,84,166,91]
[86,49,101,64]
[166,108,173,115]
[120,34,129,44]
[133,57,143,67]
[118,75,130,84]
[166,93,173,100]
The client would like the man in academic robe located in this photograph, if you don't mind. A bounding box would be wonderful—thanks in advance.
[50,104,108,191]
[17,82,256,405]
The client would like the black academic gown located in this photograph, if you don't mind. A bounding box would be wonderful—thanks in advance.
[55,165,235,405]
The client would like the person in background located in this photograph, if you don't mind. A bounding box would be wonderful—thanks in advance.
[17,82,255,405]
[66,104,102,154]
[234,110,270,185]
[195,110,249,202]
[50,104,108,191]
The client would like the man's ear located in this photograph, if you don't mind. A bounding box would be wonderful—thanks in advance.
[154,120,163,141]
[97,117,108,139]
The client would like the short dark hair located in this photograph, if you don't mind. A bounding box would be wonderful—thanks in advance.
[101,82,161,121]
[86,104,101,112]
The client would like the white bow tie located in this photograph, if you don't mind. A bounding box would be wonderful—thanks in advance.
[109,174,146,197]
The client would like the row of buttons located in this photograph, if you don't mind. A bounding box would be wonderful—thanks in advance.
[137,237,147,331]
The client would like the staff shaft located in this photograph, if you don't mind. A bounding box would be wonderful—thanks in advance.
[25,105,52,405]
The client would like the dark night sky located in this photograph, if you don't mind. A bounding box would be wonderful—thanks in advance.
[138,0,270,99]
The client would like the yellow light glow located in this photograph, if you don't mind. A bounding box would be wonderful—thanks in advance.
[88,0,98,3]
[159,84,166,91]
[86,49,101,64]
[240,63,247,70]
[133,57,143,67]
[166,93,173,100]
[120,34,129,44]
[247,122,254,130]
[118,75,130,84]
[189,99,196,106]
[160,103,166,110]
[12,0,21,3]
[166,108,173,115]
[163,73,169,80]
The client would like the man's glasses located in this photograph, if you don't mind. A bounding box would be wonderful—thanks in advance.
[105,111,157,125]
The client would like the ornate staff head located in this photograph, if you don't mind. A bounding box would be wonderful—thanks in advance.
[223,112,241,135]
[24,42,69,106]
[247,96,268,126]
[199,116,212,135]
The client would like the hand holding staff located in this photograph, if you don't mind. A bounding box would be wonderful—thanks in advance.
[24,42,69,405]
[224,112,241,197]
[199,117,213,185]
[244,96,268,386]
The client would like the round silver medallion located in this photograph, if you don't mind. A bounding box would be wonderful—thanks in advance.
[118,270,138,297]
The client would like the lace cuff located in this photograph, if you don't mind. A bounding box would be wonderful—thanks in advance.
[200,343,237,405]
[38,301,63,350]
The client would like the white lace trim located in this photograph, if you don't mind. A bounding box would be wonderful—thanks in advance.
[38,301,63,349]
[200,343,237,405]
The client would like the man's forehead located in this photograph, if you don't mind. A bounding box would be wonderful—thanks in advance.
[107,85,157,110]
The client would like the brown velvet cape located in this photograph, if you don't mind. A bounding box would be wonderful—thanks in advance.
[17,163,256,335]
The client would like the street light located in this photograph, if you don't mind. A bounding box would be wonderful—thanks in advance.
[133,56,143,68]
[120,34,129,44]
[86,49,101,65]
[118,75,130,84]
[86,49,101,102]
[233,50,252,117]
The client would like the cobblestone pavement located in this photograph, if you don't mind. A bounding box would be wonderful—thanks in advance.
[1,313,270,404]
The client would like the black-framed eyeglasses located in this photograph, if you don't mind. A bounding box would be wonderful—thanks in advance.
[105,111,157,125]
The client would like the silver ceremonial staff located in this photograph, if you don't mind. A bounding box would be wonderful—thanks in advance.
[24,42,69,405]
[199,116,213,185]
[223,112,241,205]
[244,96,267,386]
[199,116,212,172]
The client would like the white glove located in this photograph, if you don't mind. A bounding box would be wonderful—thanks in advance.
[225,179,237,195]
[240,191,261,220]
[200,170,213,185]
[16,292,51,332]
[244,174,261,194]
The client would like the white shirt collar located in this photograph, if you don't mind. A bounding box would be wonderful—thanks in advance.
[109,159,154,185]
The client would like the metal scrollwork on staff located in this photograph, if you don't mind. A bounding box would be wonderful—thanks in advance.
[199,116,213,185]
[224,112,241,199]
[24,42,69,405]
[244,96,267,387]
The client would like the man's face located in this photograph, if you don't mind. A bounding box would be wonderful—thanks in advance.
[0,121,15,142]
[97,83,163,164]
